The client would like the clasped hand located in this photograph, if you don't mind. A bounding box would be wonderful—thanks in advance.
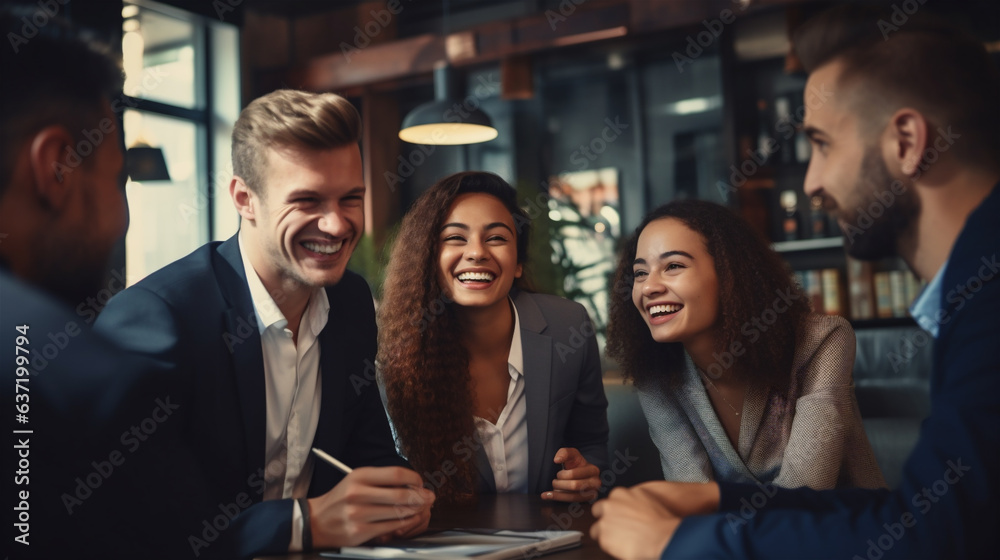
[590,481,720,560]
[541,447,601,502]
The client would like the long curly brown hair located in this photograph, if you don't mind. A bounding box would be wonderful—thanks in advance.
[606,200,809,393]
[378,172,531,503]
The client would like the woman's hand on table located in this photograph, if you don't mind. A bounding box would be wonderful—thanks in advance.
[541,447,601,502]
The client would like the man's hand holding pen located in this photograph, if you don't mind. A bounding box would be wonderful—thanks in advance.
[306,449,435,549]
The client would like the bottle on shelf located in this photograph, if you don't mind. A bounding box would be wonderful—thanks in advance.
[773,96,793,164]
[804,269,824,313]
[780,190,800,241]
[809,195,827,239]
[820,268,846,317]
[846,256,875,320]
[873,272,894,318]
[795,126,811,163]
[756,99,772,164]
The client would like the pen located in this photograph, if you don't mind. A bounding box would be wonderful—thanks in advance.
[312,447,425,493]
[312,447,353,474]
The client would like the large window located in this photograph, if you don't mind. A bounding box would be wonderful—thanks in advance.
[121,0,240,285]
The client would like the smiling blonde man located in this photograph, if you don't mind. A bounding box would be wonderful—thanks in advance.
[96,90,433,557]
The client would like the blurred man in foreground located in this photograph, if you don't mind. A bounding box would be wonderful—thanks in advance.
[1,6,217,558]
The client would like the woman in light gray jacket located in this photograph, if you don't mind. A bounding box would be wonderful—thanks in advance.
[606,200,884,490]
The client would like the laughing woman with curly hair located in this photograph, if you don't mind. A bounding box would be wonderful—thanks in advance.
[378,171,609,503]
[606,200,884,490]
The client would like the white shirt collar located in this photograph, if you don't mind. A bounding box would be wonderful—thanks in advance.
[237,231,329,335]
[909,263,946,338]
[507,297,523,379]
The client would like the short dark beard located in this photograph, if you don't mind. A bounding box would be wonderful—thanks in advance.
[842,150,920,261]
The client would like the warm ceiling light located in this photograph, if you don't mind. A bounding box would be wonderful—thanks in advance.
[399,63,497,145]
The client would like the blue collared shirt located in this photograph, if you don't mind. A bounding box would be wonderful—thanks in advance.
[910,264,947,338]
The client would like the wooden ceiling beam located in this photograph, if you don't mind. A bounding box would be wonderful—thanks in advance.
[292,0,804,92]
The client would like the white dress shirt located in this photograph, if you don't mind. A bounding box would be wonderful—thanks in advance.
[472,300,529,493]
[239,234,327,551]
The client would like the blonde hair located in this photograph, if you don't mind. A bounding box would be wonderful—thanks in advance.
[231,89,362,192]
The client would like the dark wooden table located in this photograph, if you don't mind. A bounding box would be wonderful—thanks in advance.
[262,494,612,559]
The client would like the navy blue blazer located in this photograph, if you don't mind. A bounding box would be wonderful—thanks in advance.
[663,184,1000,559]
[2,268,218,559]
[472,290,610,494]
[95,235,404,557]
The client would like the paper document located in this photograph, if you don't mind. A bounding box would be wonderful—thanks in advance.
[321,529,582,559]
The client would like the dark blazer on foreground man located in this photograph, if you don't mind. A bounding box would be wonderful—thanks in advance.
[3,267,220,559]
[664,183,1000,558]
[95,234,405,557]
[472,289,610,494]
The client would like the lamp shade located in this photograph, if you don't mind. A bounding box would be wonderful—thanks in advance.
[398,63,498,145]
[399,100,497,145]
[126,145,171,182]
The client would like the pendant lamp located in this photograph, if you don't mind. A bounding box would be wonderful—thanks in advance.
[126,143,171,182]
[398,62,498,145]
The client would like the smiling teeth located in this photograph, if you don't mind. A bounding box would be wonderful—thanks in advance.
[458,271,495,282]
[650,304,682,316]
[303,241,343,255]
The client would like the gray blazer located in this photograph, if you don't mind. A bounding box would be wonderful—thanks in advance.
[472,290,610,494]
[638,314,885,490]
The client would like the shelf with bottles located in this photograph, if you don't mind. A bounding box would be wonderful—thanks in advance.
[772,236,844,253]
[789,255,922,329]
[731,57,919,330]
[732,57,843,248]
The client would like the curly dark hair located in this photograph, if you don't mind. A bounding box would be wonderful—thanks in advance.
[378,171,531,502]
[606,200,809,393]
